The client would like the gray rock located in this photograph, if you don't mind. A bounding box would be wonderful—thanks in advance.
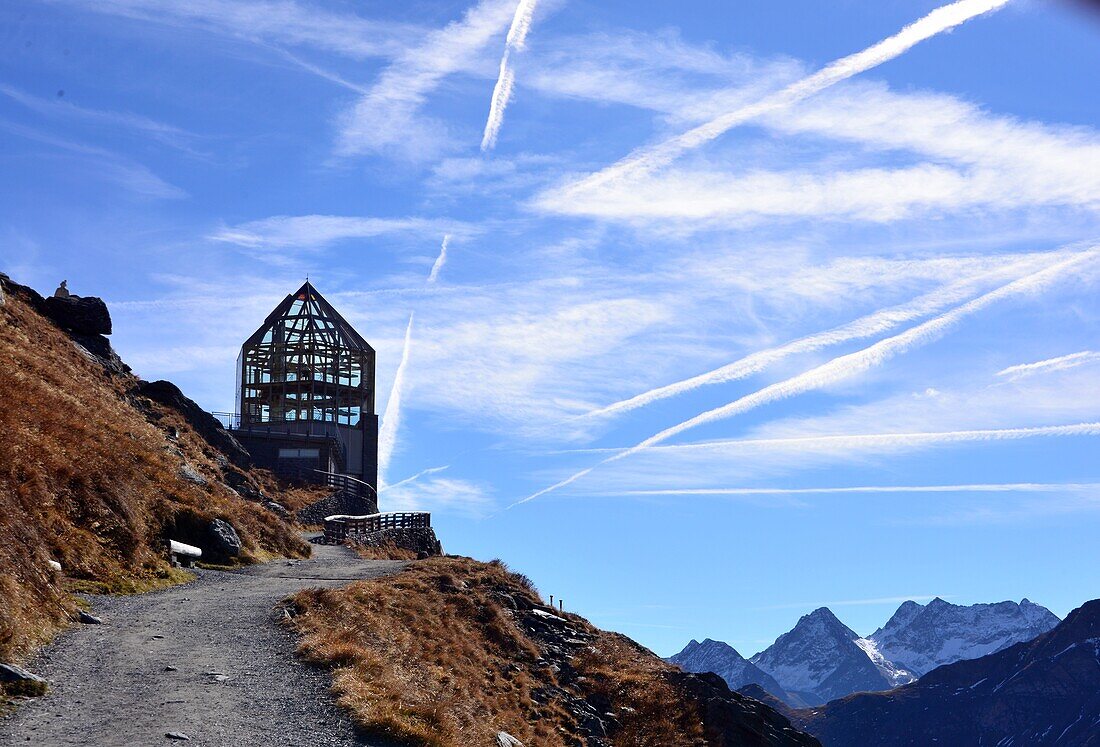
[208,519,242,558]
[78,611,103,624]
[496,732,523,747]
[0,663,47,696]
[178,464,207,486]
[264,501,289,516]
[165,732,191,740]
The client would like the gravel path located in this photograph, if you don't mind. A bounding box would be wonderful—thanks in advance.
[0,540,405,746]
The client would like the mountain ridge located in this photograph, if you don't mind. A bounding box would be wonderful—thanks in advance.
[799,598,1100,746]
[671,597,1060,707]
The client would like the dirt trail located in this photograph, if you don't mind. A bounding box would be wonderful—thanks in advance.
[0,540,404,746]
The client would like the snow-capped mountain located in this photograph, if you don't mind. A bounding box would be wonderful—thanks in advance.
[669,639,787,700]
[868,597,1060,676]
[749,608,895,706]
[800,599,1100,746]
[673,597,1060,708]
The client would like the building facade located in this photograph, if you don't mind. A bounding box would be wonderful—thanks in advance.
[231,282,378,488]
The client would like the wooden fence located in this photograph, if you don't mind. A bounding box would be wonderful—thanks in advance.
[323,511,431,543]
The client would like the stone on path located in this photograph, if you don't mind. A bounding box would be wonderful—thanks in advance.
[0,663,47,697]
[78,611,103,624]
[165,731,191,740]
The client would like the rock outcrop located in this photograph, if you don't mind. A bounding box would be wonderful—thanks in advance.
[135,380,252,470]
[42,294,112,336]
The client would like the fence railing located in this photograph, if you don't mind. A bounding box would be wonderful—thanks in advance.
[323,511,431,543]
[314,469,376,505]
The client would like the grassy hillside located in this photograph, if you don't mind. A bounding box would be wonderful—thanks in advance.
[291,556,819,747]
[0,276,309,661]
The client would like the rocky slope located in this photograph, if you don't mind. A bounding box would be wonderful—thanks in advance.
[291,557,821,747]
[868,596,1060,676]
[670,639,787,701]
[0,273,308,663]
[799,599,1100,746]
[749,609,894,706]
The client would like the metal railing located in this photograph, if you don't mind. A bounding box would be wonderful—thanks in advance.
[323,511,431,543]
[211,412,349,473]
[314,469,376,505]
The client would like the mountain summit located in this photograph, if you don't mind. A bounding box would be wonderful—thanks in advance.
[673,598,1060,707]
[669,639,787,701]
[801,598,1100,745]
[868,597,1060,676]
[749,608,893,706]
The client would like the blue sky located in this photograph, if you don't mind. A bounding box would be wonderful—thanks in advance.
[3,0,1100,657]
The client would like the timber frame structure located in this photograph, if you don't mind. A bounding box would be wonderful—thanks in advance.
[232,281,379,489]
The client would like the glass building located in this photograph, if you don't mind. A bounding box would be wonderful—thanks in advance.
[233,282,378,487]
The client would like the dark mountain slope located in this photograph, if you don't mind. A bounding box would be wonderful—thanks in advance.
[800,599,1100,746]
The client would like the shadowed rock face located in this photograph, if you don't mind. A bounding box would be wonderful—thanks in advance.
[799,599,1100,747]
[42,295,112,336]
[136,380,252,470]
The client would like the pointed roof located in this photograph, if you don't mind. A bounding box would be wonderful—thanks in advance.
[243,281,373,353]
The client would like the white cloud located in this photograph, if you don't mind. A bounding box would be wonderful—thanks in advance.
[427,235,451,283]
[551,0,1011,199]
[382,476,493,516]
[514,249,1100,505]
[335,0,518,160]
[481,0,540,150]
[997,351,1100,381]
[208,215,473,250]
[377,314,415,487]
[586,253,1053,419]
[54,0,418,59]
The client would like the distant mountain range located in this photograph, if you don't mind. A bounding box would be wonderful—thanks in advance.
[670,597,1060,707]
[798,599,1100,745]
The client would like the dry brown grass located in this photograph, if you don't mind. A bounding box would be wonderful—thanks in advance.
[291,557,714,747]
[0,284,308,661]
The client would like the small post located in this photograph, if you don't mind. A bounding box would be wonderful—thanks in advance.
[549,595,554,607]
[559,600,563,613]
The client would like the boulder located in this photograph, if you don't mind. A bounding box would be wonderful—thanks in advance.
[496,733,523,747]
[208,518,242,559]
[0,663,47,697]
[42,294,112,335]
[78,610,103,624]
[135,380,252,469]
[179,463,208,486]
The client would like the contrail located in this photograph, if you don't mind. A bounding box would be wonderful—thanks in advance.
[548,423,1100,456]
[377,313,415,488]
[380,465,450,493]
[561,0,1012,197]
[481,0,539,151]
[997,350,1100,380]
[511,249,1098,507]
[587,258,1043,419]
[428,234,451,284]
[615,483,1100,497]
